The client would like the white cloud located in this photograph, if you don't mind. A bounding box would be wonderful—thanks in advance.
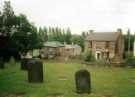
[1,0,135,34]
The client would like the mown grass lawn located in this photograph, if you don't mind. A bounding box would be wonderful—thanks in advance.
[0,60,135,97]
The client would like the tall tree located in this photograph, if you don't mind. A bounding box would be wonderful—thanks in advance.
[65,28,71,44]
[1,2,41,58]
[71,34,84,50]
[127,29,131,57]
[43,27,48,42]
[11,14,40,54]
[0,11,2,33]
[2,1,16,36]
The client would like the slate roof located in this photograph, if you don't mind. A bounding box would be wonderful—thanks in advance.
[85,32,120,41]
[65,44,81,49]
[43,41,64,48]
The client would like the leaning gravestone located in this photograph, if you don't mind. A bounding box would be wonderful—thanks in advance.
[0,57,4,69]
[75,69,91,94]
[27,59,43,83]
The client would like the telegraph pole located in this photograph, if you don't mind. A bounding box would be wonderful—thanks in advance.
[127,29,131,57]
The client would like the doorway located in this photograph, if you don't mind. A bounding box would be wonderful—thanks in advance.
[95,51,101,60]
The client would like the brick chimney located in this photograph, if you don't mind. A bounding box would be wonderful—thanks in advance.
[89,30,94,34]
[117,28,122,35]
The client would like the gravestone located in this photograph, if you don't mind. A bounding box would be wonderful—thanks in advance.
[75,69,91,94]
[21,58,31,70]
[27,59,43,83]
[0,57,4,69]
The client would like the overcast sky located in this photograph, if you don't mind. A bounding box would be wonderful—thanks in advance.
[1,0,135,34]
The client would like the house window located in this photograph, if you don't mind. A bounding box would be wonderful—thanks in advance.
[106,41,109,48]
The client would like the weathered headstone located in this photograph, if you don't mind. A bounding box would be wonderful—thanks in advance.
[75,69,91,94]
[27,59,43,83]
[0,57,4,69]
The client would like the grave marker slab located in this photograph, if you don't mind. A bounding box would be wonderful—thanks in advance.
[0,57,4,69]
[27,59,43,83]
[75,69,91,94]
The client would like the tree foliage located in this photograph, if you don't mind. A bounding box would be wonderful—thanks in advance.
[124,29,135,58]
[0,1,40,60]
[37,26,85,50]
[71,34,84,50]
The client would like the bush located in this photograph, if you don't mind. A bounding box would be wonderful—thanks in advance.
[82,49,95,62]
[124,57,135,67]
[124,51,133,59]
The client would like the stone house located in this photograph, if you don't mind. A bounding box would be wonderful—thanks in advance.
[64,44,82,57]
[85,29,124,64]
[41,41,64,59]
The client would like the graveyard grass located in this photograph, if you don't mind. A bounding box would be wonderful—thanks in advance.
[0,61,135,97]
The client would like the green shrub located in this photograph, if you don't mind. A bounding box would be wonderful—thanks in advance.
[124,51,133,59]
[124,57,135,67]
[82,49,95,62]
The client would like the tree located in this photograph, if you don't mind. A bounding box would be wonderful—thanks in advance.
[0,11,2,33]
[43,27,48,42]
[127,29,131,57]
[0,1,18,61]
[48,27,53,41]
[1,1,16,36]
[11,14,40,54]
[38,27,45,42]
[82,32,86,38]
[124,29,135,58]
[0,1,41,60]
[65,28,71,44]
[70,34,84,50]
[38,27,48,47]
